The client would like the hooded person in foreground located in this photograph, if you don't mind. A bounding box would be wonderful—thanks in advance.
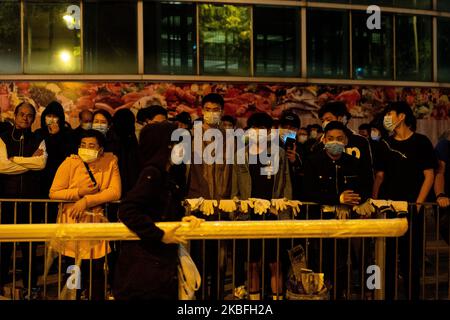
[113,121,203,300]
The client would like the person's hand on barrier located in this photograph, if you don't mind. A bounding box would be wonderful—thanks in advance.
[218,199,237,213]
[250,198,271,215]
[339,190,361,206]
[239,199,254,214]
[353,199,375,217]
[162,224,187,245]
[437,195,450,208]
[336,206,350,220]
[78,184,98,197]
[182,216,205,229]
[186,198,204,211]
[286,200,302,216]
[200,200,218,216]
[271,198,288,213]
[68,198,88,220]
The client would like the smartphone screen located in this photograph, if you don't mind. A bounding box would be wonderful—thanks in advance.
[285,137,296,150]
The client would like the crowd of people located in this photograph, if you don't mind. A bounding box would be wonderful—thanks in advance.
[0,93,449,301]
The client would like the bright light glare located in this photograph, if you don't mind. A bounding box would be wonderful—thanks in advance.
[63,15,75,24]
[59,50,71,63]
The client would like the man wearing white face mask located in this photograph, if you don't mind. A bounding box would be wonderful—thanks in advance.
[231,112,292,301]
[372,101,436,300]
[187,93,232,299]
[188,93,231,200]
[50,129,121,300]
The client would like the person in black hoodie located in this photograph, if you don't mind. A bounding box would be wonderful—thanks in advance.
[105,109,140,294]
[113,121,203,300]
[108,109,139,198]
[36,101,76,222]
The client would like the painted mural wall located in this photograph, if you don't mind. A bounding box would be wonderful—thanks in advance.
[0,81,449,142]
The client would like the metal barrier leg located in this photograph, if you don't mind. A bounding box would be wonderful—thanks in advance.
[27,202,32,299]
[104,241,109,300]
[375,237,386,300]
[422,208,427,300]
[12,202,17,300]
[43,202,48,299]
[347,238,351,300]
[261,239,265,300]
[333,239,337,300]
[202,240,206,300]
[435,206,440,300]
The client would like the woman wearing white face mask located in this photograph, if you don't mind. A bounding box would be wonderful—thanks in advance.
[49,129,121,300]
[92,109,112,136]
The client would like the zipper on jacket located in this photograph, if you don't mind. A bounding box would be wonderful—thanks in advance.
[335,163,339,196]
[20,134,24,193]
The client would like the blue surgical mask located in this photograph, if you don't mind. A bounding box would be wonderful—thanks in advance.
[324,141,345,156]
[371,130,381,141]
[92,123,108,135]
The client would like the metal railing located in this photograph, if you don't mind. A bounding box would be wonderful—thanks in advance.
[0,198,448,301]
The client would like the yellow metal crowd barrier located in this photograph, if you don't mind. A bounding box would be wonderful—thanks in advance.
[0,219,408,242]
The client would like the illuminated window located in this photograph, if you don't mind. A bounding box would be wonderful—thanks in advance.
[24,2,81,73]
[199,4,251,76]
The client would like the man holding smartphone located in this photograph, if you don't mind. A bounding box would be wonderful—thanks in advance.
[279,111,303,199]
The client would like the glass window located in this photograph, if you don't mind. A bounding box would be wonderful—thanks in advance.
[396,15,432,81]
[199,4,251,76]
[352,11,393,79]
[314,0,432,9]
[0,1,21,73]
[438,1,450,11]
[253,6,300,76]
[438,18,450,82]
[392,0,431,9]
[24,1,81,73]
[84,1,137,74]
[307,9,349,78]
[144,1,196,75]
